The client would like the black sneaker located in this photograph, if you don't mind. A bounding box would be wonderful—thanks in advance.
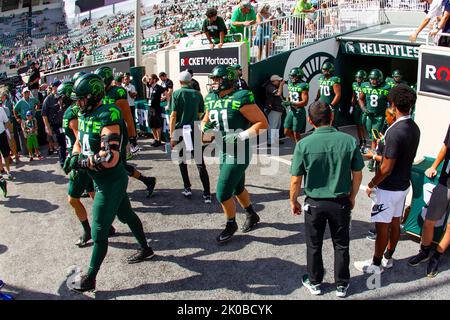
[203,194,212,204]
[143,177,156,197]
[426,255,440,278]
[68,273,96,293]
[216,221,238,243]
[182,187,192,198]
[366,229,377,241]
[127,247,155,264]
[151,140,162,147]
[241,213,260,233]
[408,250,430,266]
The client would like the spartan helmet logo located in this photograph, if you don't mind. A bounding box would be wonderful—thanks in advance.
[90,79,103,96]
[345,42,356,53]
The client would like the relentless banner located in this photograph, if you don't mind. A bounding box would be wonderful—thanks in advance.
[341,41,420,60]
[179,47,240,74]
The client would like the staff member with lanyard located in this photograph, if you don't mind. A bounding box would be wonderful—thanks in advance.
[290,101,364,298]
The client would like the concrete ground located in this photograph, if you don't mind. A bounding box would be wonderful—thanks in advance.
[0,128,449,300]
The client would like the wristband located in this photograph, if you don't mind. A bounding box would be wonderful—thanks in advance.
[237,130,250,141]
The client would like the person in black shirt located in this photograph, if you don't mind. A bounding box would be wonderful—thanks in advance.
[355,84,420,274]
[42,80,61,155]
[202,7,227,49]
[186,69,201,92]
[232,64,249,90]
[159,72,174,108]
[145,74,165,147]
[264,75,285,146]
[51,87,68,167]
[408,123,450,277]
[27,62,41,101]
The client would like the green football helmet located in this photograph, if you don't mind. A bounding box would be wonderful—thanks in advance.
[231,64,242,70]
[355,70,367,82]
[322,61,335,74]
[94,66,114,86]
[208,65,237,93]
[392,69,402,83]
[289,67,304,83]
[369,69,384,85]
[71,74,105,115]
[56,81,74,98]
[72,71,87,83]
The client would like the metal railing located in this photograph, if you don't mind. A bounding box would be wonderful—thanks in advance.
[426,32,450,46]
[246,0,388,63]
[383,0,427,11]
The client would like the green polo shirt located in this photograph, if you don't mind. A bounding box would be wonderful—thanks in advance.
[170,86,204,129]
[14,97,40,120]
[290,126,364,198]
[293,0,312,19]
[229,6,257,37]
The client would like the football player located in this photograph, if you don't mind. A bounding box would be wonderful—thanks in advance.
[95,66,156,197]
[283,67,309,143]
[66,73,154,292]
[202,65,268,243]
[351,70,368,150]
[359,69,391,171]
[385,69,408,88]
[316,62,341,127]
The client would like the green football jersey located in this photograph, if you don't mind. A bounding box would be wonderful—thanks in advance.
[204,89,254,160]
[385,77,408,89]
[63,105,79,156]
[318,75,340,105]
[360,82,391,114]
[103,86,127,105]
[288,82,309,115]
[77,103,125,179]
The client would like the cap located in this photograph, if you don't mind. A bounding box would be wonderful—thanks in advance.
[22,87,31,93]
[26,110,32,116]
[52,80,61,88]
[179,70,192,82]
[186,69,194,76]
[241,0,252,7]
[270,75,283,81]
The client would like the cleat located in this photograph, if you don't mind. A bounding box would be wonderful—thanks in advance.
[182,187,192,198]
[75,234,91,248]
[67,273,96,293]
[216,221,238,243]
[127,247,155,264]
[130,145,141,154]
[241,213,260,233]
[203,194,212,204]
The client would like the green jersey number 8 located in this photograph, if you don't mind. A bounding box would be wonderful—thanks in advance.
[370,95,378,108]
[209,109,229,132]
[320,85,331,96]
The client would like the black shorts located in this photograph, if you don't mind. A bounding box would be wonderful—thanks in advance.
[0,131,10,158]
[149,108,163,129]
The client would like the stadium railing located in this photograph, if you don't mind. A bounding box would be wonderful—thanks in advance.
[426,32,450,46]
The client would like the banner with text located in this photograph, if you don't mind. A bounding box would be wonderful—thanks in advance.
[419,52,450,98]
[340,41,420,60]
[179,47,240,74]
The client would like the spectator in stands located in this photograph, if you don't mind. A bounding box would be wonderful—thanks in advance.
[254,4,275,61]
[430,0,450,47]
[159,72,174,110]
[41,80,61,156]
[232,64,249,90]
[291,0,316,47]
[203,8,228,49]
[143,74,165,147]
[230,0,257,41]
[186,69,201,92]
[27,62,41,100]
[410,0,446,43]
[264,74,285,146]
[122,72,138,124]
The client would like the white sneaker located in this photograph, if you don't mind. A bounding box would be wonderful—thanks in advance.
[130,145,141,154]
[382,257,394,269]
[301,274,322,295]
[354,259,384,274]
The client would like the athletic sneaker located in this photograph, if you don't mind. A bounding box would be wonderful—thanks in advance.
[366,229,376,241]
[127,247,155,264]
[354,259,384,274]
[301,274,321,295]
[426,255,440,278]
[382,257,394,269]
[130,145,141,154]
[408,250,430,266]
[151,140,162,147]
[203,194,212,204]
[68,273,96,293]
[75,234,91,248]
[0,178,7,197]
[241,213,260,233]
[182,187,192,198]
[143,177,156,198]
[336,284,349,298]
[216,221,238,243]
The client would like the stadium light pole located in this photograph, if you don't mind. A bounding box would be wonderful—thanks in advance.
[134,0,142,67]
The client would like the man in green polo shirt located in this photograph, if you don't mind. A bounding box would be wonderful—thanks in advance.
[202,8,228,49]
[230,1,256,41]
[169,71,211,204]
[290,101,364,298]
